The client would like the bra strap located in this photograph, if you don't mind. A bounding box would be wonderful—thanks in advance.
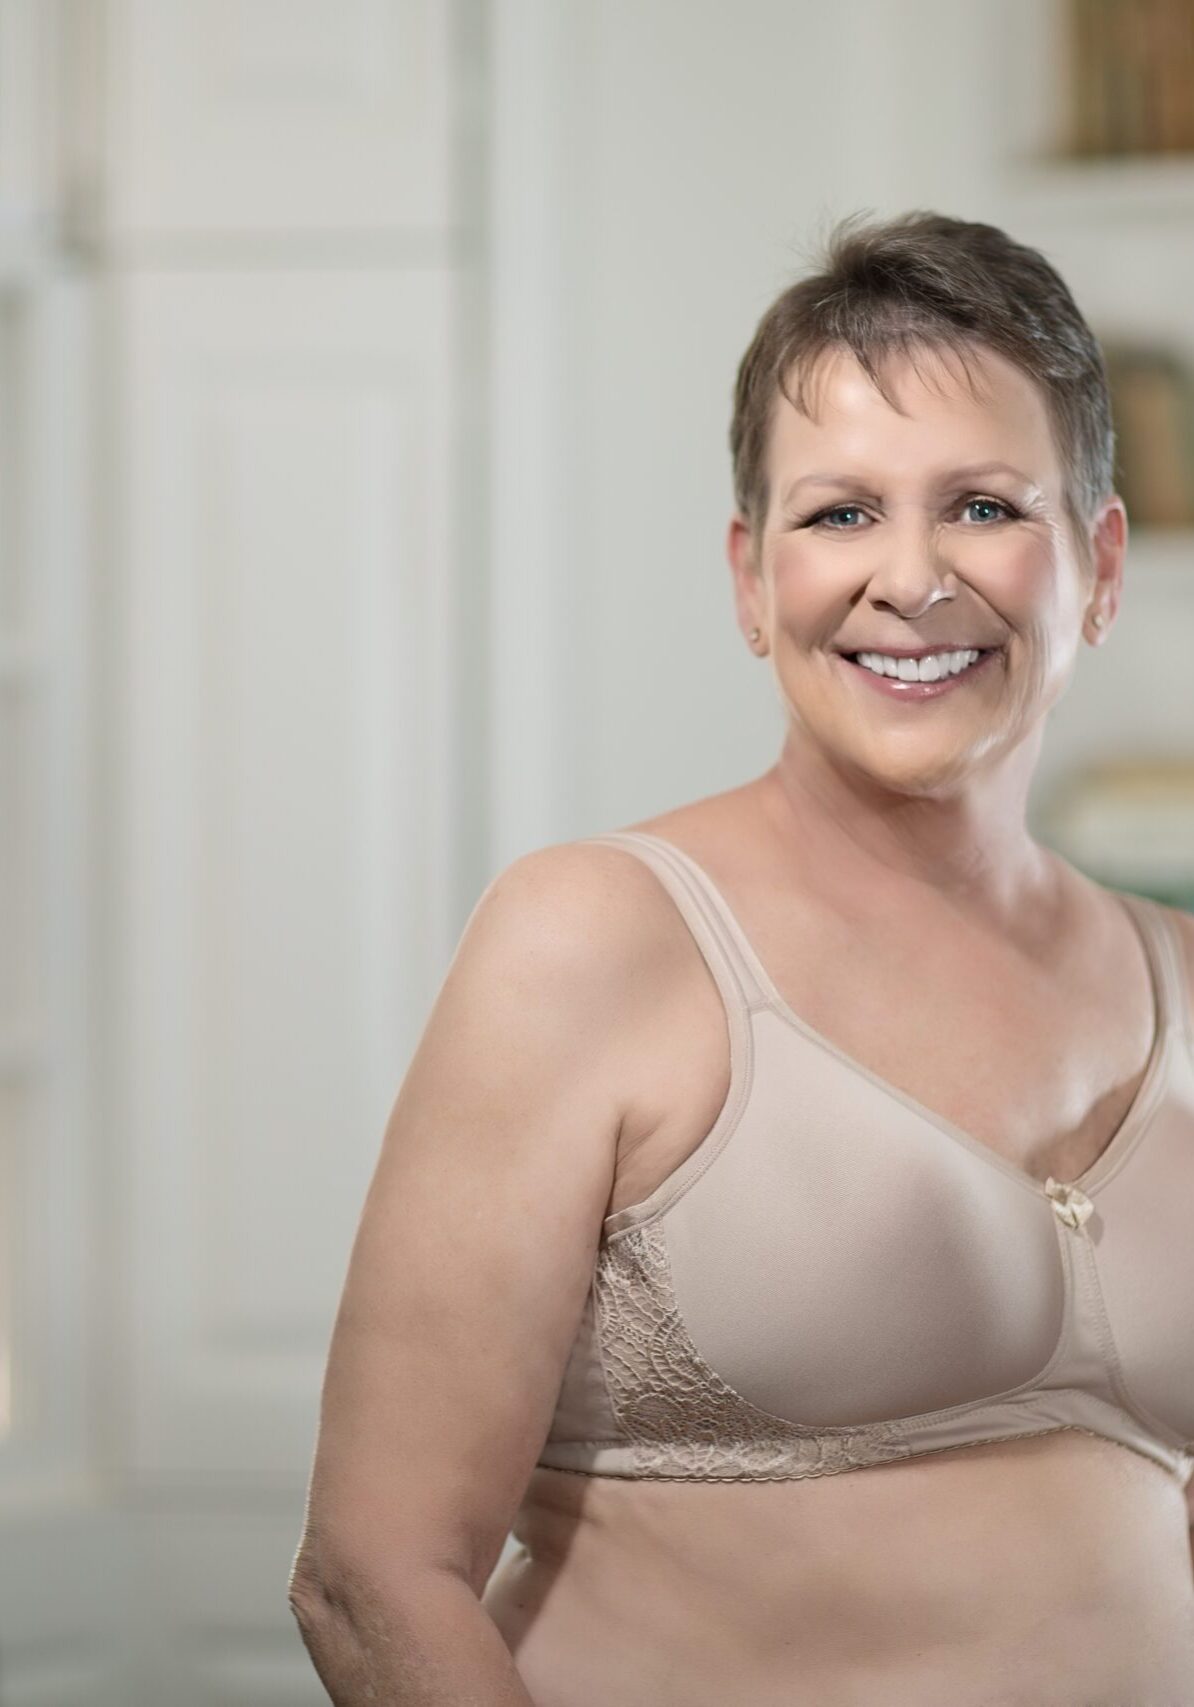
[581,831,769,1014]
[1124,892,1194,1051]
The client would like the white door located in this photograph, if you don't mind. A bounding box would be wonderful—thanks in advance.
[0,5,467,1701]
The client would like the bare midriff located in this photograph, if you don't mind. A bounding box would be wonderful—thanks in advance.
[482,1430,1194,1706]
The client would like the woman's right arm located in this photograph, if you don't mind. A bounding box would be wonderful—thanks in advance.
[288,841,658,1704]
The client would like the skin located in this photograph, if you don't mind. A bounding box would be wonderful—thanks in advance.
[485,339,1194,1700]
[726,339,1120,915]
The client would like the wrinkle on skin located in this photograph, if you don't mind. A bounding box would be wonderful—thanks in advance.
[727,341,1126,916]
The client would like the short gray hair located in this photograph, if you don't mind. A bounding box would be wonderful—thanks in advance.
[729,209,1116,571]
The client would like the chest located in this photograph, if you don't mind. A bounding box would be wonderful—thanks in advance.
[617,894,1160,1220]
[762,922,1158,1185]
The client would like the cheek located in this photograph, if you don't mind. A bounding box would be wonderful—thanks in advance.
[958,535,1057,606]
[768,541,844,619]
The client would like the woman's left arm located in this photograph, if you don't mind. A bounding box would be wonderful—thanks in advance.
[1175,912,1194,1572]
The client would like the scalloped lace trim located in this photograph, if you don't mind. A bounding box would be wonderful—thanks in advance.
[592,1219,915,1479]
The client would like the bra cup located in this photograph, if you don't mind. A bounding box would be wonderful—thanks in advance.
[664,1009,1066,1428]
[1089,1045,1194,1443]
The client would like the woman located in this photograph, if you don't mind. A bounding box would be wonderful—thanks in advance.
[289,210,1194,1704]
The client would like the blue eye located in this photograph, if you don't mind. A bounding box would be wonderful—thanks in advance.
[964,496,1015,523]
[815,505,865,529]
[800,494,1020,530]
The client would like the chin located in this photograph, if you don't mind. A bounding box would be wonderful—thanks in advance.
[840,743,984,799]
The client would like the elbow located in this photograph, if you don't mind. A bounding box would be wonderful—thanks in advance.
[288,1538,463,1634]
[288,1547,334,1636]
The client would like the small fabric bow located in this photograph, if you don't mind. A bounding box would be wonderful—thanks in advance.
[1044,1176,1094,1229]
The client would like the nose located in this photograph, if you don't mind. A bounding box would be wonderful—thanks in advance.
[863,510,957,620]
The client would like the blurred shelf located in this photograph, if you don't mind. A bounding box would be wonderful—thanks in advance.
[1002,152,1194,224]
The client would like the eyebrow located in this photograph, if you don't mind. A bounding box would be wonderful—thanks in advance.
[780,461,1035,506]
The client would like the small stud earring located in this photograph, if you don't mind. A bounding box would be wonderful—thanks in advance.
[749,626,761,644]
[1091,611,1105,631]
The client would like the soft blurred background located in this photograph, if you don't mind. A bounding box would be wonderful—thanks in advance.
[1,1,1192,1702]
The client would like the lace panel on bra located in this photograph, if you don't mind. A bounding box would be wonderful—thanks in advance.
[592,1218,916,1479]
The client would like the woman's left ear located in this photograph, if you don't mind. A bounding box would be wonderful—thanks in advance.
[1084,495,1127,640]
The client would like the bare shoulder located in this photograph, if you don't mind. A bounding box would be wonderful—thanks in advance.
[457,834,709,1048]
[468,833,690,972]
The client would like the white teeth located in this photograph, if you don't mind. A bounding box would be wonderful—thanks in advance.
[854,648,982,683]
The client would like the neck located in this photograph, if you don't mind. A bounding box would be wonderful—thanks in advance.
[759,730,1054,920]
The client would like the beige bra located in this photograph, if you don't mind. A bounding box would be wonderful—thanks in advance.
[535,830,1194,1486]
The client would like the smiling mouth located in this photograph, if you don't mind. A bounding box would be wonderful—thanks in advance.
[836,645,1004,692]
[841,645,1001,674]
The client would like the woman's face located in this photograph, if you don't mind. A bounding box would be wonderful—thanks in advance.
[728,342,1125,800]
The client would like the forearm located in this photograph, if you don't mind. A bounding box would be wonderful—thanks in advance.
[291,1563,536,1706]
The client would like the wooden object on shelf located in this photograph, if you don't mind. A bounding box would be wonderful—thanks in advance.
[1103,342,1194,529]
[1066,0,1194,158]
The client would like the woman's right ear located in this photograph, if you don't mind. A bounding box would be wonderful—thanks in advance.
[726,513,756,580]
[726,515,767,653]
